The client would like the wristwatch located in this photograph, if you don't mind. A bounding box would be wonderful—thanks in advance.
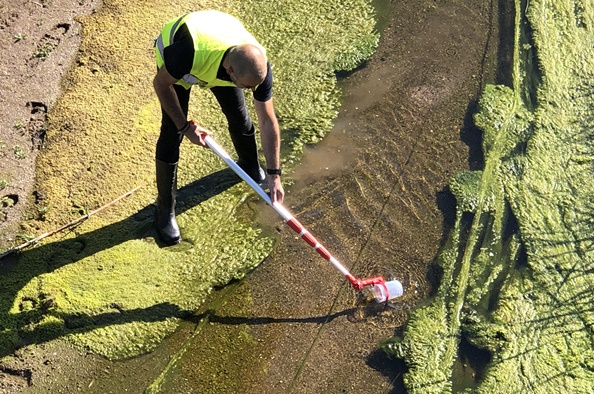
[266,168,282,176]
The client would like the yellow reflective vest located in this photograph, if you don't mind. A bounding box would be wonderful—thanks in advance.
[155,10,267,89]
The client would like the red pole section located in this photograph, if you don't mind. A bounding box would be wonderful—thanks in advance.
[286,218,332,261]
[278,208,351,278]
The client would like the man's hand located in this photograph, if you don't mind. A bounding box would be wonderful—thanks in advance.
[268,175,284,204]
[182,121,212,147]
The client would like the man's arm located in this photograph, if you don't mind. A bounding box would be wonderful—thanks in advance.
[153,66,210,146]
[153,66,187,130]
[254,98,284,203]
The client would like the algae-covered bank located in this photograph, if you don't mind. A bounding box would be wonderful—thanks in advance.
[384,0,594,392]
[0,0,377,361]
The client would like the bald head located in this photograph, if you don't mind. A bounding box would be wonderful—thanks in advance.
[226,44,267,88]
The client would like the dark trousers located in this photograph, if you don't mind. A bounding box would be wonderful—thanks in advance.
[156,84,255,163]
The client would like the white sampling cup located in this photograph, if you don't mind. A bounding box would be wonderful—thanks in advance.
[370,280,403,302]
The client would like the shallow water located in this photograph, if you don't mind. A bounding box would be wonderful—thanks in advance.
[144,0,500,391]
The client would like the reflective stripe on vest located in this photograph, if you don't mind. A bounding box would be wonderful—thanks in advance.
[155,13,194,82]
[155,14,186,64]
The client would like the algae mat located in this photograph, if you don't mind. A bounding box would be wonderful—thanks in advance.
[385,0,594,392]
[0,0,378,360]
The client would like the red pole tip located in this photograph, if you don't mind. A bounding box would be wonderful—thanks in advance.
[346,275,386,291]
[357,276,386,288]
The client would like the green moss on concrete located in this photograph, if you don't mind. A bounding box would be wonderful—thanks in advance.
[384,0,594,392]
[0,0,378,361]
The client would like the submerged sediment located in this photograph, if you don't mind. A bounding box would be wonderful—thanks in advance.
[384,0,594,391]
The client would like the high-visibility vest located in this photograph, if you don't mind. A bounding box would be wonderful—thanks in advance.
[155,10,267,89]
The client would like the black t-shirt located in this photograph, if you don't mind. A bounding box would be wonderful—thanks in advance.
[163,23,273,102]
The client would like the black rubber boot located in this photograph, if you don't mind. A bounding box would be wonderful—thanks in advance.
[156,159,181,245]
[229,131,265,184]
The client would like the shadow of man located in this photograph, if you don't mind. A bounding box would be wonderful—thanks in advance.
[0,168,241,358]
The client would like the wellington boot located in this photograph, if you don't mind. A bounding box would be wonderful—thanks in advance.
[229,132,265,184]
[156,159,181,245]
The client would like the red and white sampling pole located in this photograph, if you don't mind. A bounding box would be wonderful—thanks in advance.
[201,132,403,303]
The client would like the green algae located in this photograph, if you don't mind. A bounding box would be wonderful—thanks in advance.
[233,0,378,162]
[384,0,594,392]
[449,170,483,213]
[0,0,378,360]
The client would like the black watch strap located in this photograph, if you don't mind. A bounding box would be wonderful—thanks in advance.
[266,168,282,176]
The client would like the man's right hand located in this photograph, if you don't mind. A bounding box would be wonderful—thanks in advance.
[182,121,212,147]
[268,175,284,204]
